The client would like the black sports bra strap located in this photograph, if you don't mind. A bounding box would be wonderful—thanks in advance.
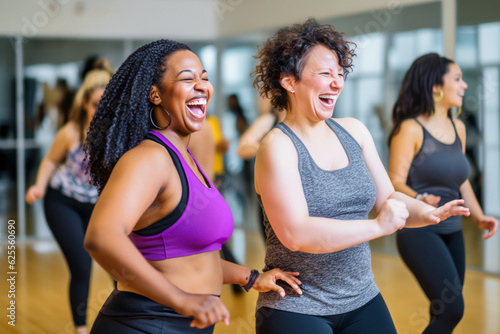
[134,133,189,236]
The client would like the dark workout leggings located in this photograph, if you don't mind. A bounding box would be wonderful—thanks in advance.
[256,293,397,334]
[396,228,465,334]
[44,187,95,327]
[91,289,215,333]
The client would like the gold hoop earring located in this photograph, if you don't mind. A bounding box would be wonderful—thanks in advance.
[433,89,444,103]
[457,106,462,116]
[150,105,171,130]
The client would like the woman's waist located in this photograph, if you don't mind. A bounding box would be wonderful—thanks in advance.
[119,250,224,296]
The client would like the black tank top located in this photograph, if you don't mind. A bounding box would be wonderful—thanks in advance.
[406,118,470,233]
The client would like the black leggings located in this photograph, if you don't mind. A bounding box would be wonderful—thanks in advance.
[255,293,396,334]
[396,229,465,334]
[44,187,95,327]
[91,289,215,333]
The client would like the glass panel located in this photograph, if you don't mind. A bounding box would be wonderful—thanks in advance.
[388,29,442,72]
[0,38,17,237]
[357,77,385,158]
[221,46,255,88]
[351,32,386,76]
[478,23,500,66]
[198,45,218,114]
[335,80,355,119]
[481,66,500,216]
[456,26,478,68]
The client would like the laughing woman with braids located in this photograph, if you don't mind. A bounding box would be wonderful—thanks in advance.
[83,39,301,334]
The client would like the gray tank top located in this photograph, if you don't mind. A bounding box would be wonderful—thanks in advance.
[256,118,379,316]
[405,118,470,234]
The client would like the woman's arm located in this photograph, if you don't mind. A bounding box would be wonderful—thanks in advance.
[220,260,302,297]
[455,120,498,239]
[388,119,440,206]
[255,119,470,255]
[351,118,468,227]
[84,145,229,328]
[237,113,276,159]
[460,180,498,239]
[26,123,74,204]
[255,126,407,254]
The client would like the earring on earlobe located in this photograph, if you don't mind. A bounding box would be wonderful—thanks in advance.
[290,90,295,93]
[149,105,172,130]
[433,89,444,103]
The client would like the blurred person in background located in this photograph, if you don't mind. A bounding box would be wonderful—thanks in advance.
[26,69,112,334]
[80,54,115,82]
[388,53,498,334]
[238,96,285,242]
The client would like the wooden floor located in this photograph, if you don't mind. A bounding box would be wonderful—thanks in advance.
[2,230,500,334]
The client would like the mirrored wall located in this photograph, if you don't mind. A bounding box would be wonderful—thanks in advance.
[1,1,499,274]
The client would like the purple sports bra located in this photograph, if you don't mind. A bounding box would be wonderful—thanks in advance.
[129,131,233,260]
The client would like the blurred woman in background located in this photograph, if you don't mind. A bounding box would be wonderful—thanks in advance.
[26,69,112,334]
[388,53,498,333]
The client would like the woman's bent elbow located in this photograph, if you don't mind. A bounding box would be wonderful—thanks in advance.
[83,232,100,253]
[280,237,301,252]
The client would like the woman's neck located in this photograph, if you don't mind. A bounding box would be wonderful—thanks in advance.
[283,107,327,140]
[157,128,190,150]
[429,104,450,122]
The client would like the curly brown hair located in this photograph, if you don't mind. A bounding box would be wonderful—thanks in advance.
[252,18,356,111]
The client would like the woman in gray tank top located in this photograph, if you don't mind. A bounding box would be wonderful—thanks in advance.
[388,53,498,333]
[252,19,471,334]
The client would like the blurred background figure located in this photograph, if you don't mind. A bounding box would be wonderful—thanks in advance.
[237,96,284,161]
[223,93,249,181]
[388,53,498,334]
[25,69,112,334]
[238,95,285,242]
[55,78,77,128]
[206,114,229,188]
[221,93,249,258]
[80,55,115,82]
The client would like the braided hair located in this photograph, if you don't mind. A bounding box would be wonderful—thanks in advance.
[85,39,191,193]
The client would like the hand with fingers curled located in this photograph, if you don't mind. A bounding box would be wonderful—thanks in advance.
[421,193,441,207]
[376,199,409,235]
[423,199,470,226]
[252,269,302,297]
[25,185,45,205]
[474,215,498,240]
[174,293,230,329]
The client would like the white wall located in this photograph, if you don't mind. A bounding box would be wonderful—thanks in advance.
[0,0,218,41]
[216,0,438,38]
[0,0,440,41]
